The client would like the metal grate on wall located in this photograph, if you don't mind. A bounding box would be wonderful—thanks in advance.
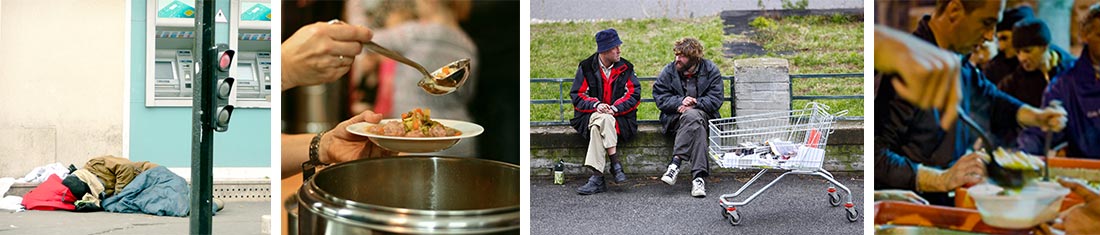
[212,180,271,201]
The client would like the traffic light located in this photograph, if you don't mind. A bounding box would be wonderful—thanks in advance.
[211,43,235,132]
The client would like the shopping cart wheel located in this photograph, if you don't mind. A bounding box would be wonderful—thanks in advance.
[727,210,741,226]
[845,206,858,222]
[721,206,741,226]
[827,188,841,207]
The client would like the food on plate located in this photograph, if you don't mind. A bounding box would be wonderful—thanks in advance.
[365,108,462,137]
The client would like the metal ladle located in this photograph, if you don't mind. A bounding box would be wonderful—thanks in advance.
[328,20,471,95]
[1042,100,1063,182]
[956,106,1028,189]
[361,43,470,95]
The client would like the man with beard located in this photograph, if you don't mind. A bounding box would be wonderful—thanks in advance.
[570,28,641,195]
[652,37,724,197]
[875,0,1067,206]
[982,5,1033,84]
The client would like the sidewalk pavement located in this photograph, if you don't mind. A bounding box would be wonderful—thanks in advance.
[531,171,863,234]
[0,201,270,235]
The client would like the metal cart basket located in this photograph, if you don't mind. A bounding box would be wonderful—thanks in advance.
[708,102,857,225]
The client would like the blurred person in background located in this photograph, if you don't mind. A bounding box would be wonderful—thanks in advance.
[982,5,1033,84]
[1017,3,1100,159]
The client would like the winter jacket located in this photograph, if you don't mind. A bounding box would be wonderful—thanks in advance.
[652,59,725,133]
[569,53,641,141]
[84,155,159,197]
[1018,45,1100,159]
[998,45,1076,107]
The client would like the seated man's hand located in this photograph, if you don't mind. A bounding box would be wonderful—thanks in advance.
[677,105,693,113]
[1052,178,1100,234]
[682,96,696,106]
[596,103,613,114]
[320,110,396,164]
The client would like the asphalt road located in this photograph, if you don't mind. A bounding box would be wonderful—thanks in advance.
[531,171,863,234]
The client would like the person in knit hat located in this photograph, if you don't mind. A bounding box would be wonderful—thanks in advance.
[982,5,1034,85]
[996,18,1077,144]
[570,28,641,195]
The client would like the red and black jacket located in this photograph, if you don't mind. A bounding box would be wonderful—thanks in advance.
[569,53,641,141]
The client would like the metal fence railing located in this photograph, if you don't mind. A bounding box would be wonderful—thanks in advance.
[531,73,863,126]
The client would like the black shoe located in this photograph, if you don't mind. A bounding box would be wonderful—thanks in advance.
[611,162,628,183]
[576,175,607,195]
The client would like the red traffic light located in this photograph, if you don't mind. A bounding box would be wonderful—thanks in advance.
[217,50,235,72]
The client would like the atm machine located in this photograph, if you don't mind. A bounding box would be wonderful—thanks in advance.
[147,0,272,108]
[148,0,199,107]
[231,0,272,108]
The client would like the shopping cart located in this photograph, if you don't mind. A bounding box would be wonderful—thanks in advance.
[708,102,857,225]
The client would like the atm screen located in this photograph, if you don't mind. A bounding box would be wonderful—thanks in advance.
[238,62,255,81]
[155,61,175,81]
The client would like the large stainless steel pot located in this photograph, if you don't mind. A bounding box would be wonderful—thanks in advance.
[297,156,520,234]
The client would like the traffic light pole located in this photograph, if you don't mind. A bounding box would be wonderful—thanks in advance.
[191,0,216,233]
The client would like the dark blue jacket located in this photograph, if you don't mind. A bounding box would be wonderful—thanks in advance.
[1018,45,1100,159]
[652,59,725,133]
[994,45,1075,144]
[874,16,1026,204]
[569,53,641,141]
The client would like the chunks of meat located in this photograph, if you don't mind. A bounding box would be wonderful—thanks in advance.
[382,121,405,136]
[429,125,447,137]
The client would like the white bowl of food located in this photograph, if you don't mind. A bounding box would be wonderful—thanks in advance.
[967,181,1070,229]
[347,109,483,153]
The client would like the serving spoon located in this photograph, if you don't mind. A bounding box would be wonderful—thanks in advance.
[956,106,1028,189]
[328,19,471,95]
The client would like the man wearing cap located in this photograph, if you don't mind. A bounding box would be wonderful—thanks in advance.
[569,28,641,195]
[996,18,1076,144]
[652,37,724,197]
[982,5,1033,84]
[999,18,1076,108]
[874,0,1067,206]
[1017,4,1100,160]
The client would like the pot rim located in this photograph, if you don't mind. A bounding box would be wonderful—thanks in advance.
[297,156,520,233]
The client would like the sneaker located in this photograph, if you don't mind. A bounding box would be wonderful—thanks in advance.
[660,164,680,185]
[691,178,706,197]
[611,162,628,183]
[576,175,607,195]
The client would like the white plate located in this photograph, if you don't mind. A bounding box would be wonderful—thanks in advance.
[347,119,483,153]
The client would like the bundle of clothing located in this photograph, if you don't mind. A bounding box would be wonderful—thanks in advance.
[19,155,212,217]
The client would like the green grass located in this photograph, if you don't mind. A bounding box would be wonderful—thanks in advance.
[531,15,864,122]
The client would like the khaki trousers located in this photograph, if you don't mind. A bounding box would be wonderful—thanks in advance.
[584,113,617,173]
